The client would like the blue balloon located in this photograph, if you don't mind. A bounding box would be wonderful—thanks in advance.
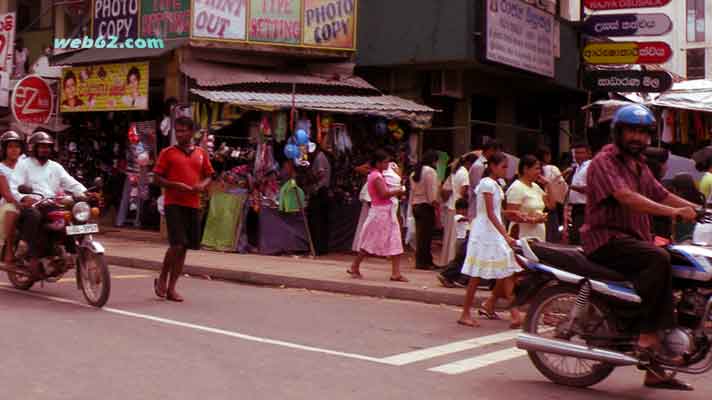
[295,129,309,145]
[284,144,299,159]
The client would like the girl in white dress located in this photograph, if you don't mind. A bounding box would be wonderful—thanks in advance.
[458,152,523,327]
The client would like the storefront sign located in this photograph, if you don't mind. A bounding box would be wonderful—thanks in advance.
[583,0,671,10]
[485,0,555,78]
[582,41,672,64]
[303,0,356,49]
[60,62,149,113]
[584,70,673,92]
[584,13,672,37]
[92,0,140,40]
[250,0,301,44]
[142,0,190,38]
[0,13,16,76]
[192,0,248,41]
[0,71,10,107]
[11,75,53,124]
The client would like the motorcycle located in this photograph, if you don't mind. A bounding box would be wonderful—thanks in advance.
[513,210,712,388]
[0,178,111,308]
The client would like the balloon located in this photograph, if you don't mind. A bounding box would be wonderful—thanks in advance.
[295,129,309,145]
[307,142,317,153]
[284,144,299,159]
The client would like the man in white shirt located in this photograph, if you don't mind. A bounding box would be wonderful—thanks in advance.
[11,131,88,277]
[566,143,592,245]
[468,140,502,219]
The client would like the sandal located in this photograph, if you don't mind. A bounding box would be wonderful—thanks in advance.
[645,378,693,391]
[346,269,363,279]
[457,319,480,327]
[477,308,501,320]
[154,278,166,299]
[390,275,409,282]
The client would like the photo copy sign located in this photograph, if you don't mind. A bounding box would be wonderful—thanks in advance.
[192,0,247,41]
[92,0,139,41]
[485,0,555,78]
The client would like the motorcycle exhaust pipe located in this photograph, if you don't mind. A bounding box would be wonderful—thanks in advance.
[516,333,640,366]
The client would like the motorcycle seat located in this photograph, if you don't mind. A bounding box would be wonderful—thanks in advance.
[530,241,628,282]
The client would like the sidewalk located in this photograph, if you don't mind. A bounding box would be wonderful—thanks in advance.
[97,228,492,307]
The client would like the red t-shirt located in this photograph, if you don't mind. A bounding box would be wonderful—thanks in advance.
[154,146,215,209]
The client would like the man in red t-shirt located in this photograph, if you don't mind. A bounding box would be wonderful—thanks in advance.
[153,117,214,302]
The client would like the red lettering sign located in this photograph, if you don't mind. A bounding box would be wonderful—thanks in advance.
[11,75,52,124]
[584,0,671,11]
[636,41,672,64]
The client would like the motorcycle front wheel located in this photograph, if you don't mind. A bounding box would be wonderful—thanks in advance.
[524,285,616,388]
[77,250,111,307]
[7,270,34,290]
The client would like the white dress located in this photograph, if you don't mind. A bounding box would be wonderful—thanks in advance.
[461,177,522,279]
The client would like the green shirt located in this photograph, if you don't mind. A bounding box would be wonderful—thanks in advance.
[700,172,712,202]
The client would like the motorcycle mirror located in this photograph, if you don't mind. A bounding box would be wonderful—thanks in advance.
[18,185,33,194]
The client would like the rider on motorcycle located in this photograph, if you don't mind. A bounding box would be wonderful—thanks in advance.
[582,104,700,390]
[10,131,88,278]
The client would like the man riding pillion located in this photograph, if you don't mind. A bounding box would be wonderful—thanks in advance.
[583,104,699,390]
[10,131,89,278]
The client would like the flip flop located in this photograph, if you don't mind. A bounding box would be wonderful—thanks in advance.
[477,308,501,320]
[390,275,409,282]
[154,278,166,299]
[457,319,479,327]
[346,269,363,279]
[644,378,694,391]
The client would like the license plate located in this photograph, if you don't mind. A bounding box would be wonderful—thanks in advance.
[66,224,99,235]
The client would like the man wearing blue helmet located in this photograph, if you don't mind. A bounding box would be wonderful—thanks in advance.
[582,104,700,390]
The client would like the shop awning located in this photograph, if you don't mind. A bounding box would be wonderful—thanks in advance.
[181,59,378,92]
[651,80,712,113]
[52,38,187,65]
[190,89,435,128]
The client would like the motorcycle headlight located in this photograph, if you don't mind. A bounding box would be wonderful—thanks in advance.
[72,202,91,223]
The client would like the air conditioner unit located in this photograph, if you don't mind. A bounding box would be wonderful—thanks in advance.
[430,70,463,99]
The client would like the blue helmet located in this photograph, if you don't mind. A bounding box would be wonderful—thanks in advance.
[611,104,656,134]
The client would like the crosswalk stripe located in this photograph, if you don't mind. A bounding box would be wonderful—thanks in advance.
[380,330,520,366]
[427,348,527,374]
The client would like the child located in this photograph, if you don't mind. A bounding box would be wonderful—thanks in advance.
[458,152,523,328]
[437,198,471,288]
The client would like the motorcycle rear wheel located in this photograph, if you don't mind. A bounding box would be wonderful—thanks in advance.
[7,271,34,290]
[77,251,110,308]
[524,285,616,388]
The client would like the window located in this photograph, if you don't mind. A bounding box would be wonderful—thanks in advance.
[471,95,497,149]
[687,48,706,79]
[687,0,705,42]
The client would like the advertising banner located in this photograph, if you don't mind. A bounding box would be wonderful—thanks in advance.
[192,0,248,41]
[583,41,672,65]
[303,0,356,49]
[141,0,190,38]
[0,13,15,76]
[584,70,673,93]
[92,0,140,40]
[250,0,301,44]
[485,0,555,78]
[584,13,673,37]
[584,0,671,11]
[60,62,149,113]
[11,75,53,124]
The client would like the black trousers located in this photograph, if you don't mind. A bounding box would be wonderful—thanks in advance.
[588,236,675,333]
[441,239,468,282]
[413,203,435,268]
[19,208,46,258]
[569,204,585,245]
[308,187,330,256]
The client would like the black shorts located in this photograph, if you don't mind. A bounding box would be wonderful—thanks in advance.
[165,205,201,250]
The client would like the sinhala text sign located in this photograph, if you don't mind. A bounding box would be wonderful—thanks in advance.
[583,41,672,64]
[92,0,140,41]
[60,62,149,112]
[583,0,671,11]
[485,0,555,78]
[584,13,673,37]
[584,70,673,93]
[191,0,248,41]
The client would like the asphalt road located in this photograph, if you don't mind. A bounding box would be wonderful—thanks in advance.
[1,266,710,400]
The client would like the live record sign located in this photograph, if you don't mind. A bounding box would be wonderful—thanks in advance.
[584,13,672,37]
[584,0,671,10]
[584,70,673,93]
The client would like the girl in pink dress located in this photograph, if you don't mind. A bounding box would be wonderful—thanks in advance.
[347,150,408,282]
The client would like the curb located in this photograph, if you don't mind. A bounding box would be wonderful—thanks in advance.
[105,255,487,307]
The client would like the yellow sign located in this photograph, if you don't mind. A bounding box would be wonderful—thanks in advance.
[60,62,149,113]
[582,42,638,65]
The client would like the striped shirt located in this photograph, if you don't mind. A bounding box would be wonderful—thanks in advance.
[581,144,669,255]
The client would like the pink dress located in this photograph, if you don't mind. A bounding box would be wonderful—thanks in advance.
[357,170,404,256]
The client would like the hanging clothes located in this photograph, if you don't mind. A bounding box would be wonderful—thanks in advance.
[201,192,248,252]
[279,179,305,213]
[680,111,689,144]
[662,109,674,143]
[694,112,705,142]
[436,151,450,183]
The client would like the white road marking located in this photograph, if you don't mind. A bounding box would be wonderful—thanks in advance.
[57,274,151,283]
[380,330,520,366]
[428,348,527,374]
